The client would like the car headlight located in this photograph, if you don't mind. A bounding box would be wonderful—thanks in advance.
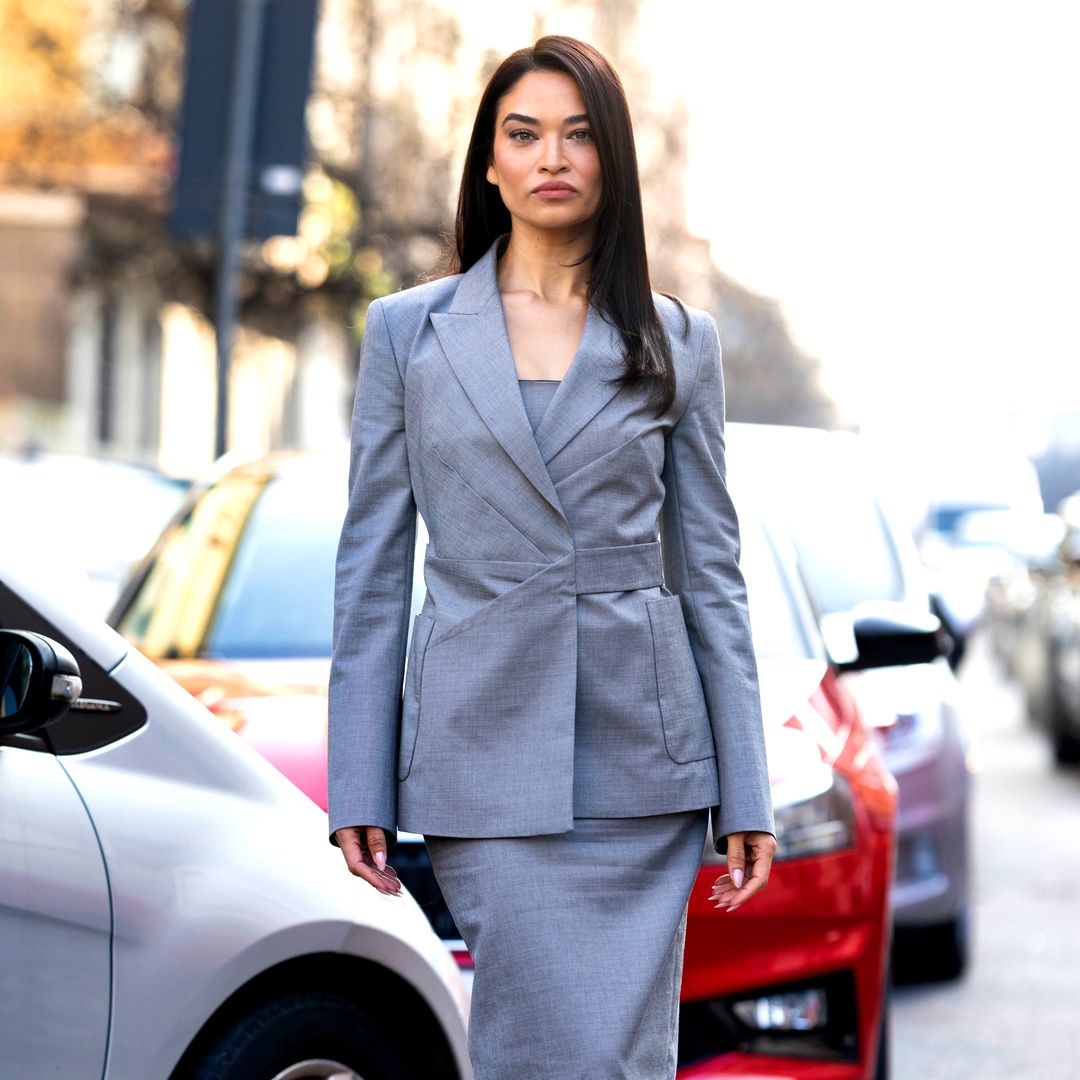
[773,770,856,862]
[701,727,858,865]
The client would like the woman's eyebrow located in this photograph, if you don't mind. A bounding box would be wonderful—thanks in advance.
[501,112,590,126]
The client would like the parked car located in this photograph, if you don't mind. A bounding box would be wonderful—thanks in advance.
[0,451,191,616]
[110,448,906,1078]
[981,511,1067,680]
[912,446,1044,661]
[0,549,471,1080]
[683,469,900,1078]
[1012,491,1080,765]
[724,423,977,981]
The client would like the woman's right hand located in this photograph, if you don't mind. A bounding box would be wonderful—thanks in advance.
[335,825,402,896]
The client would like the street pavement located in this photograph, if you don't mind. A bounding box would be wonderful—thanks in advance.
[892,628,1080,1078]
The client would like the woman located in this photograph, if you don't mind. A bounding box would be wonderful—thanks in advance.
[328,34,776,1080]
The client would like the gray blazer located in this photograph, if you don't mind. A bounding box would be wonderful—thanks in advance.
[327,233,774,855]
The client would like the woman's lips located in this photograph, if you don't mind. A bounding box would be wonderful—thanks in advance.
[533,184,577,200]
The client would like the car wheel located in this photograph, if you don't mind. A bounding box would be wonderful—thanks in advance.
[929,908,970,980]
[1045,642,1080,766]
[896,906,971,983]
[187,991,415,1080]
[873,962,891,1080]
[1052,726,1080,766]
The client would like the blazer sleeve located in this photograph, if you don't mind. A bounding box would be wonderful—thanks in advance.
[327,297,417,849]
[659,310,775,855]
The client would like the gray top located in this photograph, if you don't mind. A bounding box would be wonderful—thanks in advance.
[517,378,561,433]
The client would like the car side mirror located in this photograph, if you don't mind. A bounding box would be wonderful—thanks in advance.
[820,600,953,673]
[0,630,83,736]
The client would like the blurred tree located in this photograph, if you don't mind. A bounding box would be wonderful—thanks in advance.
[0,0,836,460]
[577,1,836,426]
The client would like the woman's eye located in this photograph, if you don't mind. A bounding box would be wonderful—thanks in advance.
[506,129,591,143]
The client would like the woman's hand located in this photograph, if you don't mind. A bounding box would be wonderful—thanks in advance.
[335,825,402,896]
[708,830,777,912]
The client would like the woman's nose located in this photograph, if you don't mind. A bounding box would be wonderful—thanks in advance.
[540,134,568,171]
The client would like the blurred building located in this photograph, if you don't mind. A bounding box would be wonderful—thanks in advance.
[0,0,171,460]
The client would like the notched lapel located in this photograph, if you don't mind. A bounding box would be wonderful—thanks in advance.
[429,235,629,531]
[532,301,627,465]
[431,299,566,525]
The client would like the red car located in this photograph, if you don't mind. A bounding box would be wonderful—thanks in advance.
[677,477,897,1079]
[111,450,908,1079]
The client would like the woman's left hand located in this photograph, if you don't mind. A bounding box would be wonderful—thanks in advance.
[709,830,777,912]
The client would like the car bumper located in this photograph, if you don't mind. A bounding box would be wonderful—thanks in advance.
[887,743,970,927]
[679,1055,870,1079]
[679,834,893,1080]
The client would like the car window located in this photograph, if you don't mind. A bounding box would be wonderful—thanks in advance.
[205,475,344,658]
[116,470,345,660]
[115,475,266,657]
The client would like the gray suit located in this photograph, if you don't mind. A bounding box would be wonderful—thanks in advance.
[327,233,774,855]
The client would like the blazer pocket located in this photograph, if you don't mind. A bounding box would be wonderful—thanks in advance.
[646,594,715,764]
[399,612,436,781]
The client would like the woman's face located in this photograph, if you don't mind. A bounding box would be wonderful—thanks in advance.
[486,69,602,236]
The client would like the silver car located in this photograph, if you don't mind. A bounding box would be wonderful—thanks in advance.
[0,548,472,1080]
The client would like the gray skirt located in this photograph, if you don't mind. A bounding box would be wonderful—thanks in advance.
[424,807,710,1080]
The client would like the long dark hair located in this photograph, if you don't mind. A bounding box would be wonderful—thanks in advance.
[445,34,689,415]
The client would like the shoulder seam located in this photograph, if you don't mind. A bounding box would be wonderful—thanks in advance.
[670,310,711,430]
[369,297,405,387]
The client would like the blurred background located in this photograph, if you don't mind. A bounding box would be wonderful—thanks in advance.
[2,1,1079,1077]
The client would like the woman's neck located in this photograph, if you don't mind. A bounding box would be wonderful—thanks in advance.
[496,224,594,304]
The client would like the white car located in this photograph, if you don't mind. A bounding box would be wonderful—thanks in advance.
[0,553,472,1080]
[0,452,192,616]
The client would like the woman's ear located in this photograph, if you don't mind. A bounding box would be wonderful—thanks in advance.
[486,158,498,186]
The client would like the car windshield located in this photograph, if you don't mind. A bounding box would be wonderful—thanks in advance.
[0,454,189,611]
[797,498,903,613]
[764,476,906,614]
[735,505,814,660]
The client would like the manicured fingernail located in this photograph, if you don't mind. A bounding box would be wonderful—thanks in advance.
[375,851,386,870]
[732,868,744,889]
